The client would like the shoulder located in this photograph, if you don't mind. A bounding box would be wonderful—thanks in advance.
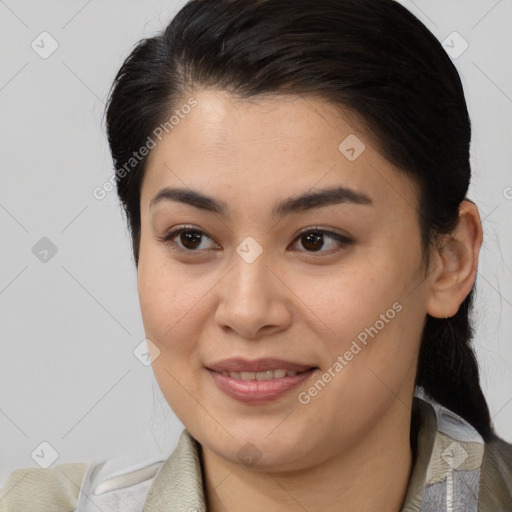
[413,392,512,510]
[0,454,166,512]
[479,433,512,509]
[422,394,512,488]
[0,462,87,511]
[483,433,512,468]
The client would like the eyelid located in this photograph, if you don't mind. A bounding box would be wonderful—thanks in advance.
[293,225,352,242]
[156,225,219,254]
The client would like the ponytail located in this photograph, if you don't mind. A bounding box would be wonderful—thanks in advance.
[416,286,494,440]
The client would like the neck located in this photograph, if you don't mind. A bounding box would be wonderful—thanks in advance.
[201,399,415,512]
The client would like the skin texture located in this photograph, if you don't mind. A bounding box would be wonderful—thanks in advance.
[137,90,483,512]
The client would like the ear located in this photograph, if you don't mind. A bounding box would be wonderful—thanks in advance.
[425,200,483,318]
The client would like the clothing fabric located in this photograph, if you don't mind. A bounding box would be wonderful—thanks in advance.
[1,390,511,511]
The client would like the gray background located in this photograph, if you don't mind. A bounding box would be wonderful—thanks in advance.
[1,0,511,486]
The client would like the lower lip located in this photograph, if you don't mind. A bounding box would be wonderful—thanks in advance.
[207,368,317,403]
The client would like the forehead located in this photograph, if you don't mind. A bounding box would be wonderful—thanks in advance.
[140,89,418,215]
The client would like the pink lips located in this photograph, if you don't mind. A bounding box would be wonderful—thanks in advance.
[206,358,317,403]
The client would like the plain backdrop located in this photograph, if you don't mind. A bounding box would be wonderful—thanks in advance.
[1,0,511,487]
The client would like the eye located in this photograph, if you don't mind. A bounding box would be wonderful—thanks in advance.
[289,227,352,254]
[157,225,219,253]
[157,225,352,256]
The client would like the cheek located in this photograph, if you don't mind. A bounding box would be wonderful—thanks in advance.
[289,254,403,336]
[137,251,202,356]
[290,252,422,385]
[137,257,207,418]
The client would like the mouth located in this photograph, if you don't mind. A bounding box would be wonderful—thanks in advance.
[206,358,318,403]
[219,369,306,380]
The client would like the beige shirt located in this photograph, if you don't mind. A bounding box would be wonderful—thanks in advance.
[1,394,511,511]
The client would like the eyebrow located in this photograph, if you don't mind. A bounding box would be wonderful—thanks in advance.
[150,185,373,218]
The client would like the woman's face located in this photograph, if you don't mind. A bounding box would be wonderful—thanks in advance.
[137,90,431,470]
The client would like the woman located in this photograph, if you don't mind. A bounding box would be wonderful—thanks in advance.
[1,0,511,510]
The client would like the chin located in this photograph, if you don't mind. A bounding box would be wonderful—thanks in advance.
[198,422,318,470]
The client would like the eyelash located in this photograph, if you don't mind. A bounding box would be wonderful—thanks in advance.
[157,225,353,257]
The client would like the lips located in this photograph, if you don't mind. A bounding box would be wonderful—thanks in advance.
[206,358,318,403]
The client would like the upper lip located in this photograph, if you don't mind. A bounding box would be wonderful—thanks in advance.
[207,358,315,373]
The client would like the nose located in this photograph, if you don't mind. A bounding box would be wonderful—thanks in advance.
[214,247,293,339]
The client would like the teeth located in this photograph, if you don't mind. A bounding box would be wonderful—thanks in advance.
[221,369,302,380]
[256,371,273,381]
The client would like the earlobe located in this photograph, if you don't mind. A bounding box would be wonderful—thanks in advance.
[425,201,483,318]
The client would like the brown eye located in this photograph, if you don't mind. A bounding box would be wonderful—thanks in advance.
[179,230,203,250]
[291,228,352,254]
[159,226,219,253]
[300,231,324,252]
